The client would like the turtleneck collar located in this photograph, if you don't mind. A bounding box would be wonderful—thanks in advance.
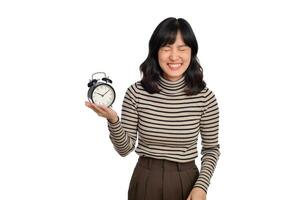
[158,74,186,94]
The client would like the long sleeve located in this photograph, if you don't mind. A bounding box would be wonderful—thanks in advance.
[107,85,139,157]
[193,89,221,193]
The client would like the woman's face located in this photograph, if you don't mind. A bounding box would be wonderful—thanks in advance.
[158,31,192,81]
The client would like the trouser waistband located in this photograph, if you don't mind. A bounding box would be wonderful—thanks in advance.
[137,156,196,172]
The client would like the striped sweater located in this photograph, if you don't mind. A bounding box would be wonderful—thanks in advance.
[107,74,221,193]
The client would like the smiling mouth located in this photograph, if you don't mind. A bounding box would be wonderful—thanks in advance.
[168,63,182,70]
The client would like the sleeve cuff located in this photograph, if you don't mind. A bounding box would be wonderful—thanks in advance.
[193,185,207,194]
[107,116,120,126]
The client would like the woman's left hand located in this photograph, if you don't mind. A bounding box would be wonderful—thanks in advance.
[186,187,207,200]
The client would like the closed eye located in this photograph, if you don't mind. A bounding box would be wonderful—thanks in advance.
[161,47,171,51]
[179,48,187,51]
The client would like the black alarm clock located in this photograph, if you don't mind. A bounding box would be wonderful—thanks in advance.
[87,72,116,107]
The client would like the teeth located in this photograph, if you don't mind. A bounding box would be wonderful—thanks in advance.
[168,64,181,68]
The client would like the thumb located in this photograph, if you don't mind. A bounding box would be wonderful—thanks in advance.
[186,193,192,200]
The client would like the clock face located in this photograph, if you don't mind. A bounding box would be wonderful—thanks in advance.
[91,83,115,107]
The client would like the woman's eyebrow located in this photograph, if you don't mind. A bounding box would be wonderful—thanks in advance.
[164,44,188,48]
[177,44,188,48]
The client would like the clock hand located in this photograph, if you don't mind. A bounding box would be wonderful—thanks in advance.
[95,92,104,97]
[103,89,111,96]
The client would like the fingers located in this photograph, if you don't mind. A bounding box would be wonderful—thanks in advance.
[85,101,116,120]
[186,193,192,200]
[92,102,114,113]
[85,101,97,111]
[85,101,108,116]
[92,103,111,113]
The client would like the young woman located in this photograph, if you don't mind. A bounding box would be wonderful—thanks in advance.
[85,17,221,200]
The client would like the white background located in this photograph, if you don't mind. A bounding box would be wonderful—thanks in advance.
[1,0,299,199]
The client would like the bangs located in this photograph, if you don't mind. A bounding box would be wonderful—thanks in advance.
[150,17,197,55]
[159,29,191,49]
[159,29,178,47]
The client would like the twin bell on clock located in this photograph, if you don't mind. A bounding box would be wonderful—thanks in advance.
[87,72,116,107]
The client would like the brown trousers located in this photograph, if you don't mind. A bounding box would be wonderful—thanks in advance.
[128,156,199,200]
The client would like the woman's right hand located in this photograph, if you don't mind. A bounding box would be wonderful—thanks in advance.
[85,101,119,123]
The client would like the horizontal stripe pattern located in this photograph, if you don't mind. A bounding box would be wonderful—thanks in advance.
[107,75,220,193]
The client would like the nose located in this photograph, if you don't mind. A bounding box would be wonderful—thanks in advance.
[169,49,180,60]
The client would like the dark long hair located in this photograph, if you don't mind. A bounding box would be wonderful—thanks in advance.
[139,17,206,95]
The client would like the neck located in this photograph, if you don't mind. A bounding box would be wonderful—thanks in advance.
[158,74,186,94]
[162,74,183,82]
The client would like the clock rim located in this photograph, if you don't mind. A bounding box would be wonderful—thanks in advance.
[88,82,116,107]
